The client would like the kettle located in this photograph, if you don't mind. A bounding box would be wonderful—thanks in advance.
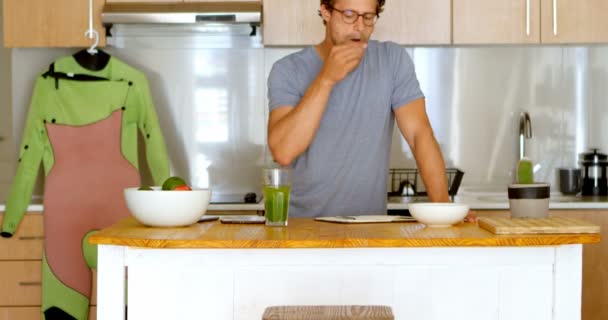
[580,148,608,196]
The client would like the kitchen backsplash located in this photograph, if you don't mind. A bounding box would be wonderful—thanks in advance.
[6,26,608,199]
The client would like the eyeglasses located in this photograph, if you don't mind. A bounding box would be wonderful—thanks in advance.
[328,6,379,27]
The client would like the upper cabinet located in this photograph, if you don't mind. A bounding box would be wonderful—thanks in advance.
[262,0,325,46]
[373,0,451,45]
[106,0,180,2]
[263,0,451,46]
[541,0,608,43]
[185,0,261,2]
[453,0,540,44]
[3,0,106,48]
[4,0,608,47]
[3,0,262,48]
[454,0,608,44]
[106,0,260,2]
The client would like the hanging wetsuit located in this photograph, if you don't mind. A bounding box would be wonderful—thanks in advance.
[1,55,170,320]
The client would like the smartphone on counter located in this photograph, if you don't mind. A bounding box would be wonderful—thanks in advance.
[219,216,266,224]
[197,215,220,223]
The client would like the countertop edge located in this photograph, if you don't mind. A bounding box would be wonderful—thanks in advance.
[88,232,601,248]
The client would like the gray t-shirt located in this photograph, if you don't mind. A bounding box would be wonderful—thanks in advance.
[268,40,424,217]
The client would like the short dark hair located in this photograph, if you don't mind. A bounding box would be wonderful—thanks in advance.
[320,0,386,15]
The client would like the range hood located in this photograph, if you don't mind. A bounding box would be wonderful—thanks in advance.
[102,2,261,25]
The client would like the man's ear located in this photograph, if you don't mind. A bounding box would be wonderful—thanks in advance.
[319,4,332,24]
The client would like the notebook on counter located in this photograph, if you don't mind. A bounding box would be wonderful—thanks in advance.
[315,215,416,224]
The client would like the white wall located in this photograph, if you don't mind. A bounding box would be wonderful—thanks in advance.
[0,4,11,142]
[0,3,15,202]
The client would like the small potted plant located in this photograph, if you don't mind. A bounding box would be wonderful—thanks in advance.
[508,158,550,218]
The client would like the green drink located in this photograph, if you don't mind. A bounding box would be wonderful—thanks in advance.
[263,185,290,226]
[262,168,292,227]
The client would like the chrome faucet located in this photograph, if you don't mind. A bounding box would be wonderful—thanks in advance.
[519,112,532,159]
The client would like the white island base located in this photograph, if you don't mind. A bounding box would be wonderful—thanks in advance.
[97,245,582,320]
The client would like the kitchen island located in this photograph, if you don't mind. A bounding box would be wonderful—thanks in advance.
[89,217,599,320]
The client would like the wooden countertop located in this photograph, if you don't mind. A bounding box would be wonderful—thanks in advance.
[88,217,600,248]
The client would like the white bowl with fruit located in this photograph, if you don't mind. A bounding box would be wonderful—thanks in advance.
[124,177,211,227]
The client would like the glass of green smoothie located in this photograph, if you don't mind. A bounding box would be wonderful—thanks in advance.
[262,168,291,227]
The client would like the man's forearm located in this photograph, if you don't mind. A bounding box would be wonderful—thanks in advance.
[413,132,450,202]
[268,76,335,165]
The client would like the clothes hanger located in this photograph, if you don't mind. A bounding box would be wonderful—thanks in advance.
[73,0,111,71]
[73,48,111,72]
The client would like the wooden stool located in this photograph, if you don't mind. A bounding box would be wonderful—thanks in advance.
[262,305,394,320]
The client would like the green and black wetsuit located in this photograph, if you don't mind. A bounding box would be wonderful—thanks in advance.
[1,55,170,319]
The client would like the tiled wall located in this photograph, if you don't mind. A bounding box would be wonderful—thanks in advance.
[8,28,608,197]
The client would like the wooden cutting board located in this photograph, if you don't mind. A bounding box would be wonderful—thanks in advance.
[478,217,600,235]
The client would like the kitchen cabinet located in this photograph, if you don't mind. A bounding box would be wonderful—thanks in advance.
[0,307,96,320]
[454,0,608,44]
[476,209,608,320]
[106,0,180,3]
[373,0,450,45]
[0,308,41,320]
[0,214,96,319]
[263,0,451,45]
[0,214,43,316]
[91,217,596,319]
[0,261,42,306]
[106,0,260,2]
[541,0,608,43]
[453,0,541,44]
[185,0,260,2]
[0,214,44,260]
[262,0,324,46]
[2,0,106,48]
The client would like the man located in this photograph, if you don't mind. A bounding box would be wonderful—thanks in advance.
[268,0,465,218]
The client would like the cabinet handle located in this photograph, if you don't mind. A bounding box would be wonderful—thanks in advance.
[526,0,530,36]
[18,281,41,286]
[553,0,558,35]
[18,236,45,240]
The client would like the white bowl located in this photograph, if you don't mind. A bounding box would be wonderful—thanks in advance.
[408,203,470,227]
[124,187,211,227]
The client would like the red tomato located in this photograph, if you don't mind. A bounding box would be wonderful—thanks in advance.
[173,185,192,191]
